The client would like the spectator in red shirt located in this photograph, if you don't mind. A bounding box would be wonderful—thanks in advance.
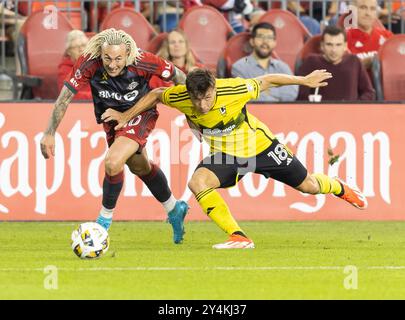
[58,30,92,100]
[346,0,393,70]
[298,26,375,101]
[149,30,204,88]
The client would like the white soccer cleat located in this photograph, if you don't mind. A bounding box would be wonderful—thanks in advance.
[212,234,255,249]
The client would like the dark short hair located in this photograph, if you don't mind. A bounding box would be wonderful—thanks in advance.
[321,25,347,42]
[186,69,216,98]
[251,22,276,38]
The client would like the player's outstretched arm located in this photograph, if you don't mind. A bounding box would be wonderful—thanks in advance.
[256,69,332,92]
[101,87,165,131]
[40,85,74,159]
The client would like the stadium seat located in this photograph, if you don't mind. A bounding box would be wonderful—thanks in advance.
[258,9,312,71]
[372,34,405,101]
[18,1,84,29]
[217,32,252,78]
[89,2,159,33]
[179,5,235,71]
[217,32,279,78]
[17,10,73,99]
[146,32,168,54]
[294,35,322,73]
[100,8,157,50]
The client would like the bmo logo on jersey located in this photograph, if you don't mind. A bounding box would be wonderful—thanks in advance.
[99,90,139,102]
[123,90,139,101]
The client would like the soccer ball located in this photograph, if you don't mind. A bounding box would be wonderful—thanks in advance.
[71,222,110,259]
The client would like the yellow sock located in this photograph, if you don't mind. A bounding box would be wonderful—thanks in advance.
[312,173,343,195]
[196,188,243,235]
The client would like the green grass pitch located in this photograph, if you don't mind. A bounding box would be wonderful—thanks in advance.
[1,220,405,299]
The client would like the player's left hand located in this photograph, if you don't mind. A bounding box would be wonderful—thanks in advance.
[304,69,332,88]
[101,108,127,130]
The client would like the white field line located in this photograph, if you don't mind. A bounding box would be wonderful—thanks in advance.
[1,266,405,272]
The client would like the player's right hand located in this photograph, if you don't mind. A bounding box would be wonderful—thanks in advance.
[101,108,127,131]
[304,69,332,88]
[40,133,55,159]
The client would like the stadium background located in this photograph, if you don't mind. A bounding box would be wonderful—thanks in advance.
[0,0,404,222]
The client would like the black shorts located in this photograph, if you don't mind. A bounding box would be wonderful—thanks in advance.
[196,139,308,188]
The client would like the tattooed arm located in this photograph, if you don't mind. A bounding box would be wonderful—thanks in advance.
[172,66,187,85]
[40,86,75,159]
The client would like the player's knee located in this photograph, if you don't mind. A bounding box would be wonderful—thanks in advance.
[104,155,125,176]
[188,175,211,195]
[188,178,201,195]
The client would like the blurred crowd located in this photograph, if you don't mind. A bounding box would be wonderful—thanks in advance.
[1,0,404,101]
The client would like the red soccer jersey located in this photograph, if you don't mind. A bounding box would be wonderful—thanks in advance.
[64,51,175,123]
[347,27,393,60]
[58,55,92,101]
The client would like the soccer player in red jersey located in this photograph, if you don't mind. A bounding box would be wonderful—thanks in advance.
[40,29,188,244]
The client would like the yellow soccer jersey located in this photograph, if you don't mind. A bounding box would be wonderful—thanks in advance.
[161,77,276,158]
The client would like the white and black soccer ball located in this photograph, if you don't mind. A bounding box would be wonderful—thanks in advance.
[71,222,110,259]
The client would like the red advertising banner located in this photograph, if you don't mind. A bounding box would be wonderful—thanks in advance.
[0,102,404,221]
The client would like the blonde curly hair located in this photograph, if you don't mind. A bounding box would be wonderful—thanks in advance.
[82,28,141,65]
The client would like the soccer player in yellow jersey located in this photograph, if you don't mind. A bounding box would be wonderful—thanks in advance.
[102,68,368,249]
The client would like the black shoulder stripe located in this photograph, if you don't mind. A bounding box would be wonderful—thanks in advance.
[217,84,246,91]
[217,88,248,93]
[217,93,248,97]
[169,91,188,97]
[216,90,248,96]
[170,96,190,103]
[217,88,247,93]
[217,89,247,94]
